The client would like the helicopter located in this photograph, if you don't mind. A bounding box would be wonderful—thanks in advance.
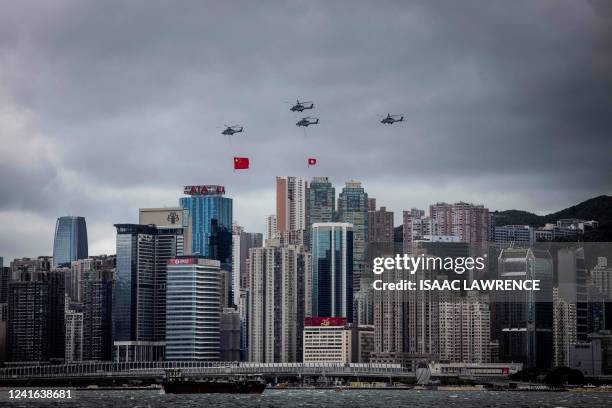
[380,114,404,124]
[221,125,243,135]
[289,99,314,112]
[296,117,319,127]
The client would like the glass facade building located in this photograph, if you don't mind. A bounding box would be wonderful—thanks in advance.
[52,216,88,267]
[113,224,185,344]
[180,190,233,305]
[311,222,354,322]
[165,257,221,361]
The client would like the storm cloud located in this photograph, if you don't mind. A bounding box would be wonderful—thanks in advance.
[1,0,611,260]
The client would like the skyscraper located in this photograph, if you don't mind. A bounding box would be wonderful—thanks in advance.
[306,177,335,247]
[231,224,263,306]
[496,247,553,369]
[83,267,114,361]
[368,206,394,244]
[113,224,185,359]
[180,185,232,302]
[52,216,88,267]
[311,222,354,322]
[7,269,66,362]
[337,181,368,295]
[248,242,311,362]
[265,214,278,243]
[65,300,83,362]
[165,257,221,361]
[276,176,308,233]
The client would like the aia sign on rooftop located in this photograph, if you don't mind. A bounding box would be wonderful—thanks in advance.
[183,185,226,196]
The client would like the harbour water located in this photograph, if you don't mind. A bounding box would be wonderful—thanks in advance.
[2,389,612,407]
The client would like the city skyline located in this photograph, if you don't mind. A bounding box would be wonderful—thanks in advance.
[1,1,611,261]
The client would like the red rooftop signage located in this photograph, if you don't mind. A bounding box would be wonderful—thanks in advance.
[304,317,347,327]
[168,258,197,265]
[183,185,226,196]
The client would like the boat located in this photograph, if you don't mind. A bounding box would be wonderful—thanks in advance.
[162,370,266,394]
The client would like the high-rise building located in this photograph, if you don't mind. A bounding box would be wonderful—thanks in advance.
[429,202,489,244]
[306,177,335,247]
[179,185,232,261]
[303,317,351,363]
[557,247,588,342]
[439,292,491,364]
[165,257,221,361]
[368,206,394,244]
[113,224,185,350]
[231,225,263,306]
[496,248,553,369]
[65,300,83,362]
[10,257,51,281]
[139,207,193,255]
[265,215,278,243]
[7,269,66,362]
[248,242,311,363]
[52,216,88,267]
[402,209,437,254]
[337,181,368,295]
[553,287,577,367]
[180,185,232,303]
[276,176,308,233]
[311,222,354,322]
[592,257,612,300]
[220,308,241,361]
[83,267,114,361]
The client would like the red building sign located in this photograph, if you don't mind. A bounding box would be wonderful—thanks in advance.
[304,317,347,327]
[183,185,226,196]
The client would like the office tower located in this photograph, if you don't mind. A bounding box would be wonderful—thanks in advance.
[368,206,394,244]
[553,287,577,367]
[276,176,308,233]
[220,308,241,361]
[303,317,351,363]
[557,247,588,342]
[439,292,491,364]
[113,224,185,357]
[306,177,335,247]
[591,257,612,331]
[429,202,490,243]
[311,222,354,322]
[373,261,407,358]
[7,269,65,362]
[265,215,278,242]
[337,181,368,294]
[165,257,221,361]
[496,247,553,369]
[248,243,311,363]
[180,185,232,303]
[65,300,83,362]
[231,225,263,306]
[139,207,193,255]
[52,216,88,267]
[494,225,536,247]
[83,268,114,361]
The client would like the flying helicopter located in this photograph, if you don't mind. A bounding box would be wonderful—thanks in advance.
[289,99,314,112]
[296,117,319,127]
[380,114,404,124]
[221,125,243,135]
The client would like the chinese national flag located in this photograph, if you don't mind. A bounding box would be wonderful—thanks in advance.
[233,157,249,170]
[308,158,317,166]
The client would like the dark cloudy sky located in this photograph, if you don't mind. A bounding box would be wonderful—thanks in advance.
[1,0,611,261]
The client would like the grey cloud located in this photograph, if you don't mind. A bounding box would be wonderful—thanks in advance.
[0,0,611,259]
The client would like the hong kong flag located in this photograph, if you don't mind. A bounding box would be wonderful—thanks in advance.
[308,158,317,166]
[233,157,249,170]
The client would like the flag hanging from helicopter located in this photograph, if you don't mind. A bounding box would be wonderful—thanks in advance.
[308,158,317,166]
[233,157,249,170]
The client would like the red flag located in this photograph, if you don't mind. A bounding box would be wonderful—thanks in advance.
[308,158,317,166]
[234,157,249,170]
